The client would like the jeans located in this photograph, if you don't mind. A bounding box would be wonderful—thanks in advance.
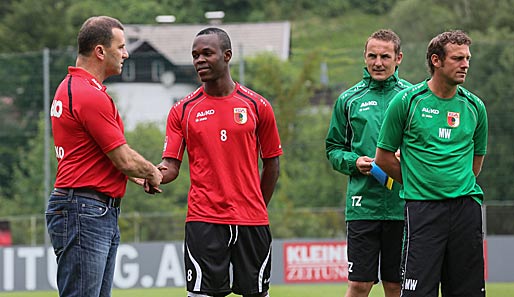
[45,190,121,297]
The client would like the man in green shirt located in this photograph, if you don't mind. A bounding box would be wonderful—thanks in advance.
[376,30,487,297]
[326,29,411,297]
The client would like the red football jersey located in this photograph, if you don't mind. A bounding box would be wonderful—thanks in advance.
[163,83,283,225]
[51,67,128,198]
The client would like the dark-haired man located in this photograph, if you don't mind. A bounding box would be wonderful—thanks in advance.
[46,16,163,297]
[158,27,282,297]
[376,30,488,297]
[326,29,411,297]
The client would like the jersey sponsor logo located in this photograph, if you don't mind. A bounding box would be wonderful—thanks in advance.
[195,109,215,122]
[234,108,247,124]
[422,107,439,114]
[447,112,460,127]
[196,109,215,117]
[54,146,64,159]
[50,100,63,118]
[404,278,418,291]
[360,100,377,108]
[359,100,377,112]
[421,107,439,118]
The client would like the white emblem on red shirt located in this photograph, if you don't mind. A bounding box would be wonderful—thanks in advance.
[234,108,247,124]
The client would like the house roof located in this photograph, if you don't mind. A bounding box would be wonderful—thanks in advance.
[124,21,291,65]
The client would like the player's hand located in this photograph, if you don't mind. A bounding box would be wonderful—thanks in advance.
[144,165,164,194]
[144,179,163,194]
[356,156,374,176]
[129,177,145,186]
[157,163,168,171]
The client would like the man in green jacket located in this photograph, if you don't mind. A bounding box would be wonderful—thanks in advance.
[325,29,411,297]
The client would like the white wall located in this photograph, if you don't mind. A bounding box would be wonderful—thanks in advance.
[107,82,198,131]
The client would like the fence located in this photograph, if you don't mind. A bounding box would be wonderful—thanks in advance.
[1,202,512,247]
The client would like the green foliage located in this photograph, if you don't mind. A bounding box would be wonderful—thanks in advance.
[65,1,165,27]
[122,122,190,211]
[0,49,74,196]
[0,0,74,53]
[350,0,398,15]
[465,37,514,201]
[290,10,390,88]
[390,0,457,43]
[7,117,56,216]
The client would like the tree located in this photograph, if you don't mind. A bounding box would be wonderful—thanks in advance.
[0,48,75,196]
[0,0,74,53]
[389,0,457,43]
[8,117,56,216]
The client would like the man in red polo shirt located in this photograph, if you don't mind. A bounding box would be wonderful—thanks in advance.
[46,16,162,297]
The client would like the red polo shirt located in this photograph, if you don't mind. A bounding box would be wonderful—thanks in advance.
[51,67,128,198]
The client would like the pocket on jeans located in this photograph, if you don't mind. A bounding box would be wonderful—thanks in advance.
[78,200,109,217]
[45,207,68,258]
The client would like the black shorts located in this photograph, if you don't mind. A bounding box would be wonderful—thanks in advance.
[346,220,404,283]
[184,222,272,296]
[401,197,485,297]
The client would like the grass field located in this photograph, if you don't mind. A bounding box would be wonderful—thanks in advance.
[1,283,513,296]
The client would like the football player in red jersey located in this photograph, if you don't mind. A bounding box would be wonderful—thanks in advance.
[157,27,282,297]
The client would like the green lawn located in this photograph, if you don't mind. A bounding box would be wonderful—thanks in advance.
[0,283,513,296]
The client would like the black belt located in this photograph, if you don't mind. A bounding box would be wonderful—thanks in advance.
[53,188,121,208]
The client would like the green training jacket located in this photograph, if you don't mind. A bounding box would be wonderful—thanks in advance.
[325,67,411,221]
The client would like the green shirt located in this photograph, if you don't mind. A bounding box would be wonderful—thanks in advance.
[326,68,411,221]
[377,80,488,202]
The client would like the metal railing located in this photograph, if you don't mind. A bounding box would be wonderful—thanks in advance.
[1,203,512,247]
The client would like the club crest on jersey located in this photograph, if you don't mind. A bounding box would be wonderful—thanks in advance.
[447,112,460,127]
[234,108,247,124]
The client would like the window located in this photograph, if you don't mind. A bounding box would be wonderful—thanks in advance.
[151,60,165,82]
[122,61,136,81]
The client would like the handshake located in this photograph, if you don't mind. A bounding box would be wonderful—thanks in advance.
[131,163,169,195]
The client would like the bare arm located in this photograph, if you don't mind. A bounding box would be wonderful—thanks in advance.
[106,144,162,187]
[375,148,402,184]
[158,157,182,184]
[473,155,485,177]
[261,157,280,206]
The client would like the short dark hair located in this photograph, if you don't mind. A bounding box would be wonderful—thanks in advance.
[77,16,124,56]
[365,29,402,56]
[426,30,472,75]
[196,27,232,51]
